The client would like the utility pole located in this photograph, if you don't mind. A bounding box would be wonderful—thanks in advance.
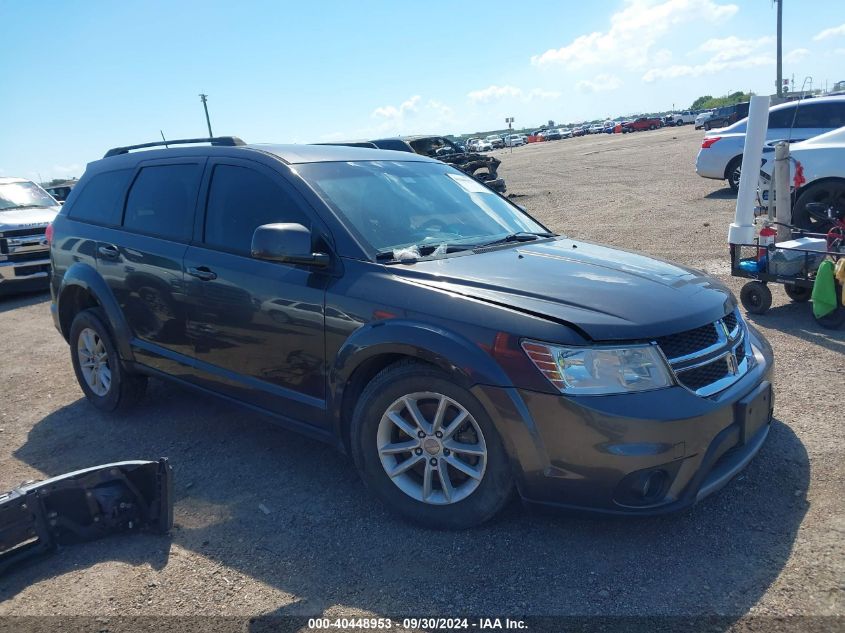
[776,0,783,97]
[199,93,213,138]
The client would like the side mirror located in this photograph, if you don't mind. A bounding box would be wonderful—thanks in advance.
[251,223,330,267]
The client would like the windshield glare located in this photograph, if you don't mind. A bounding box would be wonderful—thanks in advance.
[298,161,547,255]
[0,181,57,211]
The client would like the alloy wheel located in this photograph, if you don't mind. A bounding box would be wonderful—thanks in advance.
[77,327,111,396]
[376,392,487,505]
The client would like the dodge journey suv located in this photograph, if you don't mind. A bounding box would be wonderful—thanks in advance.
[49,137,774,528]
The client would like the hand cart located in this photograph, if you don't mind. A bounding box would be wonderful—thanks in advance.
[730,205,845,329]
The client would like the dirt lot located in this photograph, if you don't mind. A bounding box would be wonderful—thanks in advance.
[0,126,843,627]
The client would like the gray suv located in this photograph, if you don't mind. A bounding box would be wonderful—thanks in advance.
[48,137,775,528]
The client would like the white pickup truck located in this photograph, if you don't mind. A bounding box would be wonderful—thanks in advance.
[668,111,696,126]
[0,177,60,292]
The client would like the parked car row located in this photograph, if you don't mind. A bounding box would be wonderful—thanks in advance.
[696,95,845,191]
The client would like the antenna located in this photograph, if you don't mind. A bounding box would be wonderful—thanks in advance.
[160,130,169,148]
[199,94,214,137]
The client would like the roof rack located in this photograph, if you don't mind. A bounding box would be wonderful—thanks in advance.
[103,136,246,158]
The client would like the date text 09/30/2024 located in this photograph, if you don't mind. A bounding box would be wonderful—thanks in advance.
[306,618,527,630]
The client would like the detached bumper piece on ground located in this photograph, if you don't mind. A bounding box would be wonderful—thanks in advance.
[0,458,173,575]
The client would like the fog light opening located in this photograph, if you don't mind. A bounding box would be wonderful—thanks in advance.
[640,470,668,500]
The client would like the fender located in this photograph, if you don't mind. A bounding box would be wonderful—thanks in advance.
[327,318,513,437]
[57,262,135,362]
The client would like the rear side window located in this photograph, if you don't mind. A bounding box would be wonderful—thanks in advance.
[768,106,796,129]
[123,164,202,241]
[203,164,309,255]
[794,102,845,128]
[66,169,133,226]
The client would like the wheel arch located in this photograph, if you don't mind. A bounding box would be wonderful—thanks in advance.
[329,320,513,452]
[723,154,743,180]
[57,262,135,362]
[792,175,845,203]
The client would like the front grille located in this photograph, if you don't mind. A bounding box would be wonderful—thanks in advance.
[658,308,750,397]
[5,250,49,263]
[14,263,50,277]
[656,322,718,360]
[0,226,47,239]
[723,311,737,333]
[676,357,731,391]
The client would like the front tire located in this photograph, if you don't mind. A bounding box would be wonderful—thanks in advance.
[69,308,147,412]
[740,281,773,315]
[351,361,513,529]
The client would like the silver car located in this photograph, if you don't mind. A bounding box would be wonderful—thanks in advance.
[695,96,845,191]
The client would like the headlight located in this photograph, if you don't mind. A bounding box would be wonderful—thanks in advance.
[521,341,674,395]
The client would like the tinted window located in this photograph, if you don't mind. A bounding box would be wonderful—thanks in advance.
[67,169,133,225]
[768,106,796,129]
[204,165,309,255]
[794,102,845,128]
[371,139,413,152]
[123,164,201,241]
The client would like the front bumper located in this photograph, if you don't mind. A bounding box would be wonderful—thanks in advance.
[0,257,51,288]
[473,327,774,515]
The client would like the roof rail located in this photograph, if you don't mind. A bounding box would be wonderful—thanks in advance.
[103,136,246,158]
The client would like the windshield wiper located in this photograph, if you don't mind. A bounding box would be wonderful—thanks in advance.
[471,231,555,249]
[1,204,50,211]
[375,242,473,264]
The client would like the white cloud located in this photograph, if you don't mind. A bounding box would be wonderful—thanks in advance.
[784,48,810,63]
[526,88,562,101]
[697,35,773,62]
[371,95,421,119]
[51,164,82,177]
[467,85,523,103]
[531,0,738,70]
[575,74,623,93]
[643,34,775,82]
[466,85,561,104]
[325,95,459,139]
[642,54,771,82]
[813,23,845,41]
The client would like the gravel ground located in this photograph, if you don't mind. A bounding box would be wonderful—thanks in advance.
[0,126,842,628]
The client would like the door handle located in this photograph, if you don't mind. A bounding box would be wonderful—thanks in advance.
[97,244,120,259]
[187,266,217,281]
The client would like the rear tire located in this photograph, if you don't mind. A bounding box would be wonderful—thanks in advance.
[814,283,845,329]
[351,361,513,529]
[784,284,811,303]
[792,181,845,233]
[740,281,772,315]
[69,308,147,412]
[726,156,742,192]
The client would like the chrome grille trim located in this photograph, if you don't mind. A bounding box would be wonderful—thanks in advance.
[657,308,752,397]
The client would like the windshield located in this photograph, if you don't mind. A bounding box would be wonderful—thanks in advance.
[297,161,548,255]
[0,181,57,211]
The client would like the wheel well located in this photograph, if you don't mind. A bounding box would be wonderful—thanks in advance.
[338,353,437,452]
[724,155,742,180]
[792,176,845,203]
[58,285,100,340]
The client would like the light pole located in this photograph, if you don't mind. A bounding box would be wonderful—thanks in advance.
[199,93,214,138]
[775,0,783,97]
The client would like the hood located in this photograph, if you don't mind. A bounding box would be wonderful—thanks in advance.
[394,238,735,341]
[0,206,59,232]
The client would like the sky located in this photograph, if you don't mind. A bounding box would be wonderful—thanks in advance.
[1,0,844,182]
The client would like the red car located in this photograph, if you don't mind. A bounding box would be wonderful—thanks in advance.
[621,117,663,133]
